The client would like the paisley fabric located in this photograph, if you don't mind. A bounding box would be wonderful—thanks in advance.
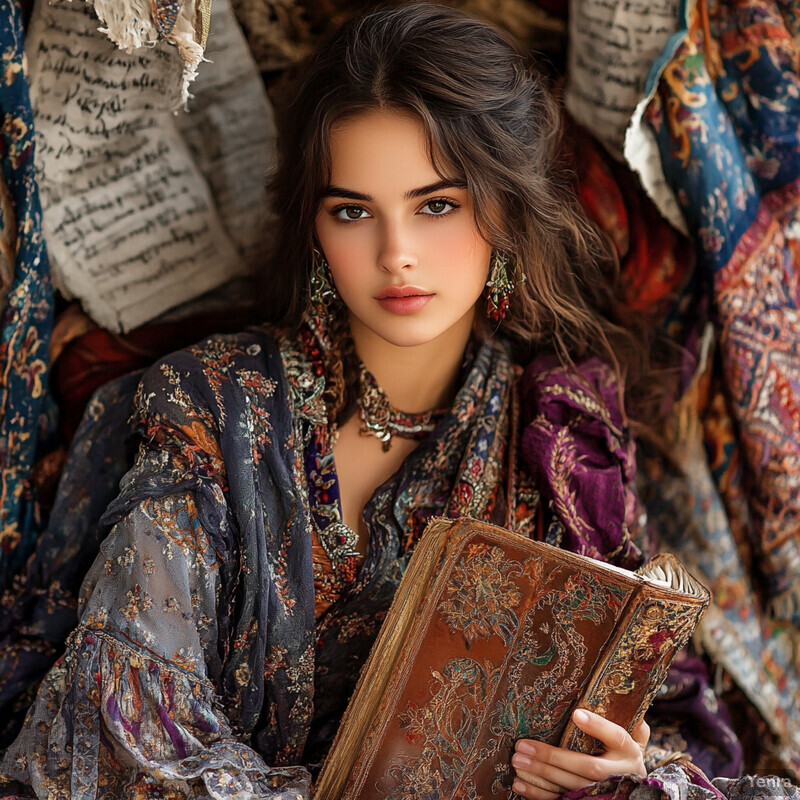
[640,0,800,767]
[561,763,735,800]
[639,357,800,770]
[646,0,800,621]
[521,355,645,570]
[0,0,55,591]
[0,371,142,751]
[0,321,750,798]
[561,763,800,800]
[564,118,697,328]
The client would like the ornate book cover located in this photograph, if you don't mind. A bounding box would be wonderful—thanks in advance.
[315,516,711,800]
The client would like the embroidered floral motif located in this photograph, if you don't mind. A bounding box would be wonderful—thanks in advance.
[438,544,523,644]
[377,546,632,798]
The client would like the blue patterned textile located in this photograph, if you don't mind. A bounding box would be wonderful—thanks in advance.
[0,0,54,590]
[642,0,800,767]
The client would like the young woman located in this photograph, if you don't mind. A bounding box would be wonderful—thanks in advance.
[1,3,730,798]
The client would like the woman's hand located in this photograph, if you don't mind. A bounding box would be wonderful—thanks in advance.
[510,709,649,799]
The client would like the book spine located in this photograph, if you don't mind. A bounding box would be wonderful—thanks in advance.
[313,518,456,800]
[558,586,708,754]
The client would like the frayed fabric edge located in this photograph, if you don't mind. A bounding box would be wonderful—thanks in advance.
[168,2,207,107]
[83,0,205,107]
[88,0,160,50]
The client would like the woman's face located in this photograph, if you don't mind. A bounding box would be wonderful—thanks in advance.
[314,110,492,351]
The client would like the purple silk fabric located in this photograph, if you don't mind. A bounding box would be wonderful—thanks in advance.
[521,354,644,570]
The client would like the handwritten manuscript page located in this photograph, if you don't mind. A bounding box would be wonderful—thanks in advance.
[26,0,277,332]
[564,0,689,229]
[565,0,681,156]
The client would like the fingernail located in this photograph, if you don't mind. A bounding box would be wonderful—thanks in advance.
[512,753,532,769]
[517,740,537,756]
[512,780,526,794]
[573,708,591,723]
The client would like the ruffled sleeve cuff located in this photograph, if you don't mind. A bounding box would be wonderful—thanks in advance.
[2,627,310,800]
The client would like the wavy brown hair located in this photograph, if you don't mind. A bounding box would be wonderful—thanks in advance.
[264,1,648,425]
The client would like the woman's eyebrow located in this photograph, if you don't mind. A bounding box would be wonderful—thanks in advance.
[405,179,468,199]
[321,186,371,201]
[321,179,468,202]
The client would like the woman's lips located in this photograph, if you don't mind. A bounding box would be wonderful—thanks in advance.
[375,286,434,315]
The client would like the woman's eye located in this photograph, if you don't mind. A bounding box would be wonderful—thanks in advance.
[334,206,369,221]
[421,199,458,216]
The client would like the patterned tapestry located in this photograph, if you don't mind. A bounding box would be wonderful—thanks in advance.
[0,0,54,590]
[647,0,800,619]
[641,0,800,767]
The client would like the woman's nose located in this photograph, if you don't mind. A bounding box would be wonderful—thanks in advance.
[378,221,418,273]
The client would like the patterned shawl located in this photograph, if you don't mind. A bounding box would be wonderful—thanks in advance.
[0,0,55,588]
[0,323,753,799]
[646,0,800,625]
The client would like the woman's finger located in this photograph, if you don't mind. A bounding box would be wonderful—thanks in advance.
[631,718,650,749]
[512,750,593,792]
[515,738,611,784]
[570,709,639,756]
[511,773,562,800]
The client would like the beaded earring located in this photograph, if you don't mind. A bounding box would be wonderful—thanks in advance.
[484,249,522,322]
[310,246,338,313]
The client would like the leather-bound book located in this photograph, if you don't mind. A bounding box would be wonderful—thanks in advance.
[314,516,711,800]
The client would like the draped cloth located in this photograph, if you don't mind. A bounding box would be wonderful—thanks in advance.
[642,0,800,767]
[521,354,644,570]
[0,371,142,749]
[647,0,800,622]
[0,0,55,590]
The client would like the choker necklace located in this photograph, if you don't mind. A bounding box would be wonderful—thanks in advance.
[357,363,447,451]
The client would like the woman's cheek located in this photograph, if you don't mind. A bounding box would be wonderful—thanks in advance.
[316,220,372,279]
[418,217,490,278]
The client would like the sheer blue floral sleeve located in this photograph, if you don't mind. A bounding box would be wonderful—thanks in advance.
[3,492,310,799]
[1,328,321,799]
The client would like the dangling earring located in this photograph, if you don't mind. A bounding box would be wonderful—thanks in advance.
[484,249,522,322]
[310,246,338,314]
